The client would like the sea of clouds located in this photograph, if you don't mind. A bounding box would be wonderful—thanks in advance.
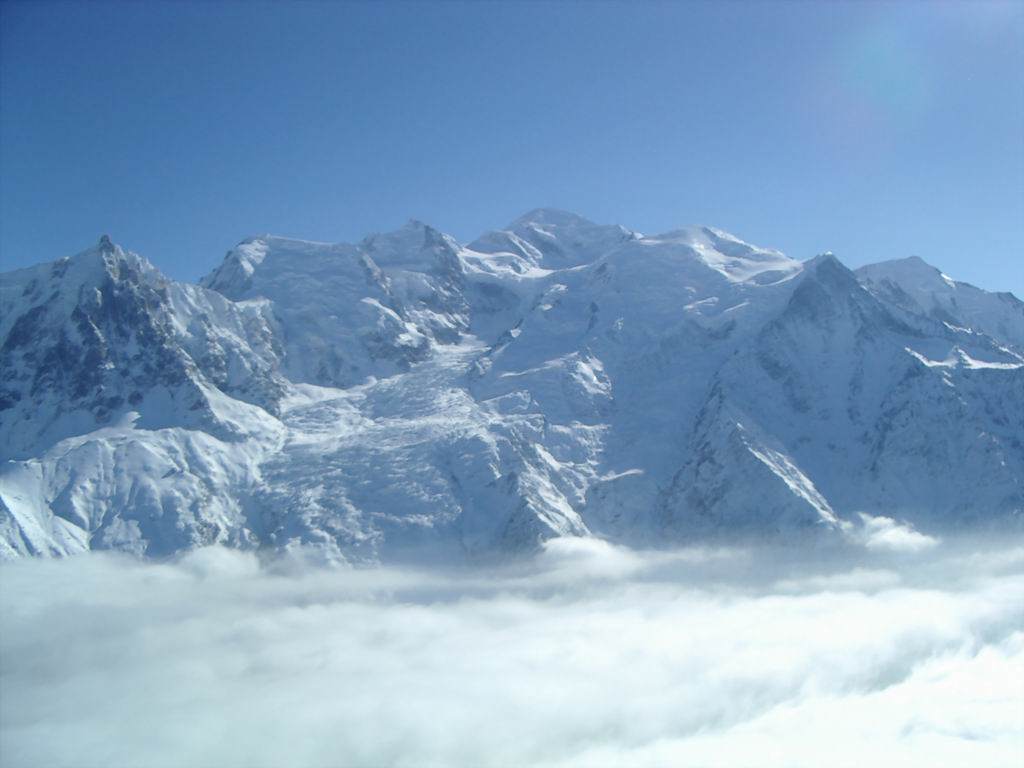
[1,531,1022,767]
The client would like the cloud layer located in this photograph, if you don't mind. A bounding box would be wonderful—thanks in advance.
[1,538,1022,767]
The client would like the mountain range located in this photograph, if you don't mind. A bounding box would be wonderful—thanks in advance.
[2,210,1021,562]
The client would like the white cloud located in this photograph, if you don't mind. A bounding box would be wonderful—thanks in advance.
[857,513,941,552]
[1,539,1021,768]
[535,534,647,578]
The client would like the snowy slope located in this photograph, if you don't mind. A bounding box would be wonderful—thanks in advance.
[201,234,432,388]
[661,254,1023,535]
[1,213,1021,561]
[468,208,639,269]
[857,256,1024,353]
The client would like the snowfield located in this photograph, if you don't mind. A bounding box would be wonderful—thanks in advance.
[1,539,1021,767]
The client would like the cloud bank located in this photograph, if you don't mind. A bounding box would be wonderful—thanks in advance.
[1,538,1022,768]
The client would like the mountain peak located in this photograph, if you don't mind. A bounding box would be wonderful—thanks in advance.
[404,217,433,231]
[801,252,862,291]
[777,251,872,325]
[508,208,597,230]
[856,255,957,293]
[646,225,784,257]
[804,252,843,269]
[637,225,799,284]
[469,209,635,268]
[856,254,1024,350]
[873,254,945,276]
[360,220,461,271]
[51,237,158,290]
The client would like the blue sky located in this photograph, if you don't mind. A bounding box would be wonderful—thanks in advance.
[1,0,1022,295]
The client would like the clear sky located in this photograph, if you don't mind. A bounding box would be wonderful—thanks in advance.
[1,0,1022,296]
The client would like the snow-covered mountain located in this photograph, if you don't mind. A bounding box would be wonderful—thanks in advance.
[2,212,1021,561]
[857,255,1024,353]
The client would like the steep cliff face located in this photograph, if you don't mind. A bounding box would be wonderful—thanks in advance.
[0,237,284,462]
[2,212,1021,561]
[659,254,1023,536]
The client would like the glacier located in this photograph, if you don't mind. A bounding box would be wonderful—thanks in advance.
[1,211,1021,562]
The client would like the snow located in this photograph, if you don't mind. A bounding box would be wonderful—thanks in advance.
[905,346,1023,371]
[906,347,958,368]
[858,256,1024,353]
[2,215,1023,561]
[640,225,800,284]
[957,349,1023,370]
